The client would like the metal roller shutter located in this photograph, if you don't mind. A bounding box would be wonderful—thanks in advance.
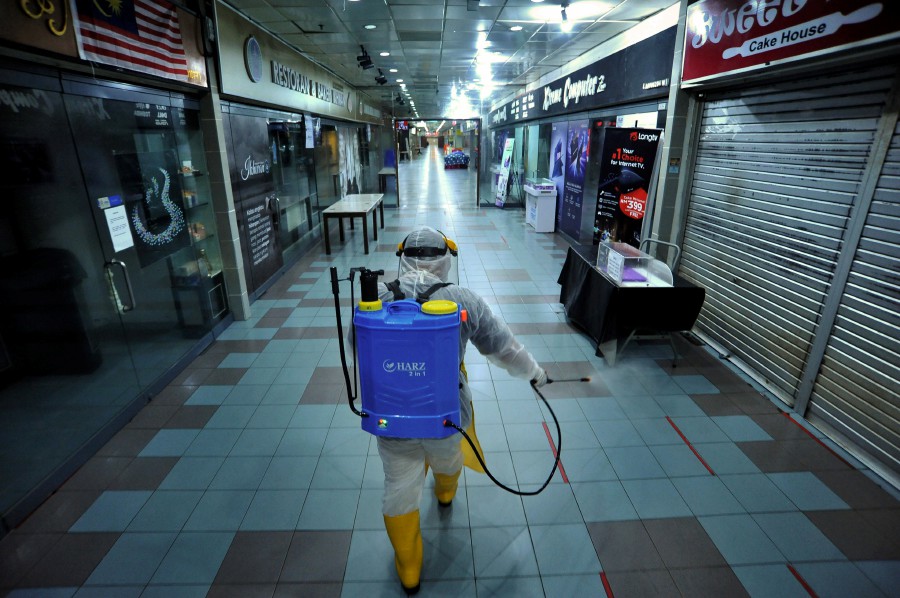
[807,118,900,474]
[679,67,895,405]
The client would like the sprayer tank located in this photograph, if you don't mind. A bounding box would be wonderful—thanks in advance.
[353,299,461,438]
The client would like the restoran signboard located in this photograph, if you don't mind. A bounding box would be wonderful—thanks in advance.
[682,0,900,84]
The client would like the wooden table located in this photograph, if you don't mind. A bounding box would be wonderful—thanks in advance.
[321,193,385,255]
[377,167,397,193]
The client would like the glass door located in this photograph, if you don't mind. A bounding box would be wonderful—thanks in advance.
[64,94,226,386]
[0,75,143,523]
[269,120,315,264]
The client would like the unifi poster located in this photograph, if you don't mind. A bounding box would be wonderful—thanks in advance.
[549,122,568,227]
[593,127,663,247]
[559,121,590,239]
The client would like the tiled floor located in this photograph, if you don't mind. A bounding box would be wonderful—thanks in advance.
[2,146,900,597]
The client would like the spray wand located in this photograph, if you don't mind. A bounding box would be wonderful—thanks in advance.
[330,266,377,419]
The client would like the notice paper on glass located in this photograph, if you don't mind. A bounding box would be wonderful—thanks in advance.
[104,204,135,252]
[305,115,314,148]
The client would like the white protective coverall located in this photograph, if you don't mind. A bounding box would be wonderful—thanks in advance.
[374,226,545,516]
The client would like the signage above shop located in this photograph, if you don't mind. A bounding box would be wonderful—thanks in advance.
[216,1,381,125]
[488,27,676,128]
[682,0,900,84]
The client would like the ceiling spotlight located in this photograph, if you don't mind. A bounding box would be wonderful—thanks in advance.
[357,45,374,69]
[375,69,387,85]
[364,24,376,30]
[510,25,523,31]
[561,3,568,22]
[395,93,404,105]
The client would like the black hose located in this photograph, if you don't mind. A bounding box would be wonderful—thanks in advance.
[330,267,366,418]
[443,378,567,496]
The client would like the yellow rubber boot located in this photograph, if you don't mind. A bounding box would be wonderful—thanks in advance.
[434,470,461,507]
[383,510,423,595]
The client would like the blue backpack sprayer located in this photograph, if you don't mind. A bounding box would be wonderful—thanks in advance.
[330,265,590,496]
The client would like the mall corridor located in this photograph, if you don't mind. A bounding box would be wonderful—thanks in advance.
[2,150,899,598]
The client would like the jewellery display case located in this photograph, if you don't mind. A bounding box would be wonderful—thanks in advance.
[596,241,673,287]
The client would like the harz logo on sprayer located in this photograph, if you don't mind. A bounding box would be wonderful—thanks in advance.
[383,360,427,377]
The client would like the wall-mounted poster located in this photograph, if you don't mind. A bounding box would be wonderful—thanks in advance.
[549,122,568,227]
[114,149,190,267]
[559,121,590,239]
[593,127,663,247]
[495,138,515,207]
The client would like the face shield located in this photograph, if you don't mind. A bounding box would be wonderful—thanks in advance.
[396,227,457,283]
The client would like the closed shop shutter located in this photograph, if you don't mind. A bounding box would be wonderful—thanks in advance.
[807,118,900,474]
[679,67,895,405]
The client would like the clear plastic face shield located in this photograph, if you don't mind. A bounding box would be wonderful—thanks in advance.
[396,227,459,294]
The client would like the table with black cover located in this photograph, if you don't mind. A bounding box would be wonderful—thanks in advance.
[557,246,705,366]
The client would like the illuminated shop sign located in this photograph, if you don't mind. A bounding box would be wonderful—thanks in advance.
[683,0,900,84]
[271,60,348,109]
[488,27,676,127]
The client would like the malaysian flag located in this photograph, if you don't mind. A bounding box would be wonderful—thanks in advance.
[71,0,189,83]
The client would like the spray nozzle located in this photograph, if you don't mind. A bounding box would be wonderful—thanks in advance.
[358,268,384,303]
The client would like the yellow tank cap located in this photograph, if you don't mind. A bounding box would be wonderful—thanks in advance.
[358,299,383,311]
[421,300,458,315]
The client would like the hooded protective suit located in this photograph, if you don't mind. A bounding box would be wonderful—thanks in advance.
[373,226,544,516]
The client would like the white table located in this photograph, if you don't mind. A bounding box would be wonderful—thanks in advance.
[321,194,385,255]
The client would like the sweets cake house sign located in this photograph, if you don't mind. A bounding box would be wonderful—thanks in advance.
[682,0,898,84]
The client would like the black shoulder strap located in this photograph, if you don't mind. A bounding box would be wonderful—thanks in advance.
[416,282,453,303]
[385,279,405,301]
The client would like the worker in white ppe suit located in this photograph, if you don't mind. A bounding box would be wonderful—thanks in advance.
[372,226,547,595]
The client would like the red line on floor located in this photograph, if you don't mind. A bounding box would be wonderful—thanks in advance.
[542,421,569,483]
[780,412,854,468]
[787,563,819,597]
[666,416,716,476]
[600,571,615,598]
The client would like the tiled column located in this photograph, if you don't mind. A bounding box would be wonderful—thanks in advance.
[200,59,251,320]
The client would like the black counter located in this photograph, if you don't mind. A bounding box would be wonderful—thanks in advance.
[558,245,705,365]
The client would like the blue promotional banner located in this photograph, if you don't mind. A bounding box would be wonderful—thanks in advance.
[559,121,590,239]
[549,122,568,227]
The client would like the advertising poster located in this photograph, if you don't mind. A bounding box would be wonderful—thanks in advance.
[593,128,663,247]
[549,122,568,227]
[338,127,361,196]
[224,112,282,291]
[114,149,190,267]
[495,138,515,207]
[559,121,590,238]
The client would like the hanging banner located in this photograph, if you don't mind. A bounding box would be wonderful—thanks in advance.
[559,121,590,238]
[682,0,899,84]
[495,138,515,207]
[593,127,663,247]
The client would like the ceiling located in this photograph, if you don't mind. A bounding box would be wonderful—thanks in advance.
[222,0,677,118]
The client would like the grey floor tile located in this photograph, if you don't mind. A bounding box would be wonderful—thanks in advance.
[471,525,538,577]
[531,523,601,575]
[150,531,234,584]
[699,514,784,566]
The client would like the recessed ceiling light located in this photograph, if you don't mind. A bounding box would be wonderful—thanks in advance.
[389,68,398,73]
[380,52,390,57]
[510,25,523,31]
[364,24,376,30]
[396,79,403,82]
